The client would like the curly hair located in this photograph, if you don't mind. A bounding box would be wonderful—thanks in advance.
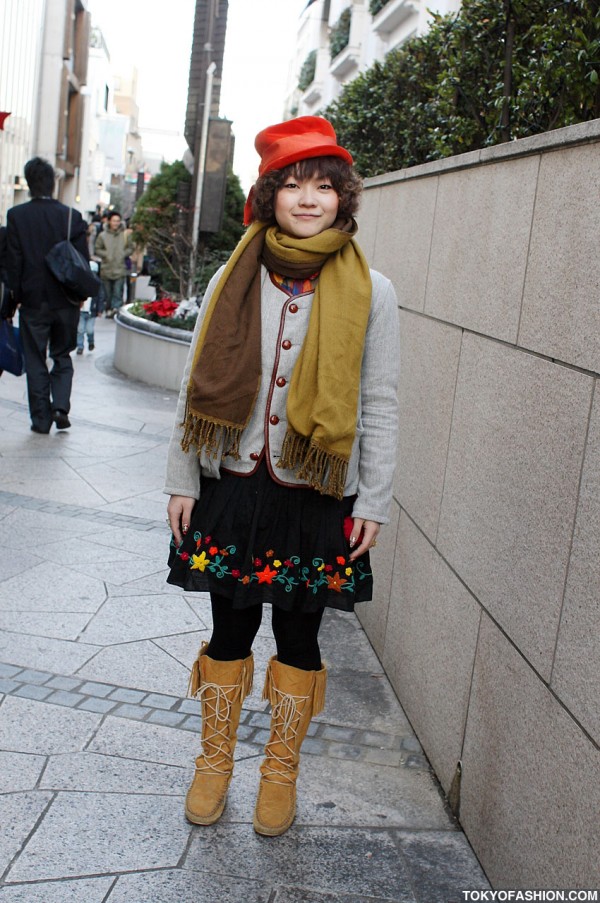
[251,157,362,224]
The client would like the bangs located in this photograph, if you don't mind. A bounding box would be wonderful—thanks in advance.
[281,157,351,185]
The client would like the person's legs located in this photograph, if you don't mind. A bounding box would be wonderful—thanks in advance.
[101,279,113,314]
[271,606,324,671]
[76,312,86,352]
[185,593,260,826]
[85,313,95,349]
[207,594,263,660]
[110,277,125,311]
[254,605,327,837]
[48,306,78,417]
[18,306,53,432]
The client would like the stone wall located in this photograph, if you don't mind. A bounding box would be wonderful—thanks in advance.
[357,119,600,888]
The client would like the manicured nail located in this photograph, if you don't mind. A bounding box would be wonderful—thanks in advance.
[349,536,356,547]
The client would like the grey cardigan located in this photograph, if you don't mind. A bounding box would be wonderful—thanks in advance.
[164,265,400,524]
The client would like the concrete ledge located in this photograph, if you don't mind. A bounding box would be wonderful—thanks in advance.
[113,306,192,392]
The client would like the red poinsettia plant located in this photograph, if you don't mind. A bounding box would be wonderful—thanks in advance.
[142,297,178,320]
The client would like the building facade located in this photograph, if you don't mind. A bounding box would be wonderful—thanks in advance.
[285,0,461,119]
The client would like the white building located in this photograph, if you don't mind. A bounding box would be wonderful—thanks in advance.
[285,0,462,119]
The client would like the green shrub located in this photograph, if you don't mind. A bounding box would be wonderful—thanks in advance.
[330,7,352,60]
[298,50,317,91]
[325,0,600,177]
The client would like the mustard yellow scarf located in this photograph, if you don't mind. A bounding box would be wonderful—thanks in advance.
[181,219,372,498]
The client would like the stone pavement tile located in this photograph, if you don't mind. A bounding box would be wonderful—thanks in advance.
[72,459,164,504]
[0,751,46,793]
[6,792,191,882]
[320,609,385,674]
[40,751,187,795]
[102,491,171,523]
[153,630,212,670]
[289,756,455,830]
[183,825,415,901]
[315,669,412,734]
[0,550,43,582]
[395,830,491,901]
[0,663,21,678]
[0,696,101,754]
[0,611,92,641]
[89,715,201,767]
[0,877,115,903]
[39,536,139,567]
[80,594,201,645]
[275,889,403,903]
[106,868,272,903]
[74,639,189,696]
[0,563,106,613]
[105,571,182,597]
[12,684,54,702]
[0,631,100,674]
[0,508,103,550]
[63,556,167,588]
[0,791,53,875]
[89,524,171,558]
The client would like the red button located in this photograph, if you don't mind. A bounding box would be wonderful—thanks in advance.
[250,452,260,460]
[281,339,292,350]
[269,415,280,426]
[276,377,286,388]
[289,303,299,313]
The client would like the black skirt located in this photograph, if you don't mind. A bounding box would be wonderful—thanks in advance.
[166,460,373,613]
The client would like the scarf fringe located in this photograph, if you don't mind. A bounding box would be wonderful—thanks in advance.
[278,430,348,500]
[181,409,243,460]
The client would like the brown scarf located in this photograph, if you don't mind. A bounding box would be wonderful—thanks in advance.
[181,219,372,498]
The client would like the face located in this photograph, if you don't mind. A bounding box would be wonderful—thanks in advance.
[274,172,339,238]
[108,215,121,231]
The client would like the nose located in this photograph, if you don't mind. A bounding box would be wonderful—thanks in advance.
[298,186,317,206]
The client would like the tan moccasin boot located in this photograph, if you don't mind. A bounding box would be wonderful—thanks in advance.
[185,642,253,825]
[253,656,327,836]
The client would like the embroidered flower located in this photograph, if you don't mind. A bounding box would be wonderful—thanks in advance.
[191,551,210,572]
[266,549,274,558]
[231,569,241,578]
[326,571,348,593]
[204,535,212,543]
[345,567,352,576]
[324,564,333,573]
[254,558,262,567]
[196,538,202,549]
[219,548,228,556]
[242,575,250,585]
[256,564,278,584]
[274,560,282,568]
[284,559,294,567]
[209,546,218,556]
[336,555,346,565]
[180,552,190,562]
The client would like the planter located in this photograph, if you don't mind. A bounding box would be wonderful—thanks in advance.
[114,305,193,391]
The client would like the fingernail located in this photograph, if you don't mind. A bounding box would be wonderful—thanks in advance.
[349,536,356,547]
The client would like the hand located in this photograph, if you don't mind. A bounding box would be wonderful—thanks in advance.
[348,518,381,561]
[167,495,195,546]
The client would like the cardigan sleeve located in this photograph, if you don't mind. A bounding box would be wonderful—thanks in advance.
[351,271,400,525]
[163,267,225,498]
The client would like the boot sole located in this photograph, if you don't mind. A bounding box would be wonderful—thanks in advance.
[185,800,226,826]
[253,808,295,837]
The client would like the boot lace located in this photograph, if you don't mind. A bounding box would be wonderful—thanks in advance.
[262,689,309,785]
[195,681,237,776]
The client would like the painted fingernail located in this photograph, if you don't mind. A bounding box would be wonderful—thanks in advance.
[182,524,189,533]
[349,536,356,547]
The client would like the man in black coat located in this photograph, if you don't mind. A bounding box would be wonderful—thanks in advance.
[6,157,89,433]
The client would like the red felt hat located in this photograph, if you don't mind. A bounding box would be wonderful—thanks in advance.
[243,116,353,225]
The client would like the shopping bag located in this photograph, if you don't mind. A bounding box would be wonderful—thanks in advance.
[0,318,25,376]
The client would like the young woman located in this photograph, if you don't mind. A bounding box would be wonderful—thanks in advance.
[165,116,399,836]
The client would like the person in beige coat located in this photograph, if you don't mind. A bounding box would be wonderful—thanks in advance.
[94,210,133,316]
[164,116,399,837]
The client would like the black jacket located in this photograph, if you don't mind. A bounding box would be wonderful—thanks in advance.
[6,198,89,310]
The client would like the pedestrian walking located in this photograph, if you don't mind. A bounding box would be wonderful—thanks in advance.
[94,210,133,317]
[164,116,400,836]
[6,157,88,432]
[76,261,104,354]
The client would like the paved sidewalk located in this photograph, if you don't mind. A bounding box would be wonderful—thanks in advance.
[0,318,490,902]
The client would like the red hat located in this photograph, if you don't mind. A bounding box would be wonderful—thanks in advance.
[243,116,353,225]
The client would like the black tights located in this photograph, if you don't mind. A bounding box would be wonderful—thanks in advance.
[206,593,324,671]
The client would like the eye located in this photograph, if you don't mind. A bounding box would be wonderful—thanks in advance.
[283,181,298,189]
[318,182,334,190]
